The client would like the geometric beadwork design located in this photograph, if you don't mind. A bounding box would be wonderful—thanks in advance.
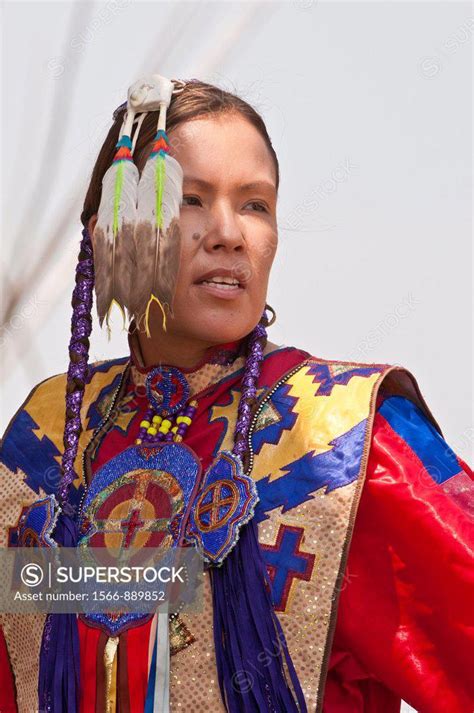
[17,494,60,548]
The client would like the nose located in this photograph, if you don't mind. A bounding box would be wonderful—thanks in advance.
[202,201,245,253]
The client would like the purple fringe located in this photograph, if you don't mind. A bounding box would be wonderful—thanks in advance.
[39,513,80,713]
[210,519,307,712]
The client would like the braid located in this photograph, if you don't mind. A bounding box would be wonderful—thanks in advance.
[58,227,94,506]
[232,309,269,471]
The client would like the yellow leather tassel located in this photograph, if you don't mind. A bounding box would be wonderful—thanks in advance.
[104,636,119,713]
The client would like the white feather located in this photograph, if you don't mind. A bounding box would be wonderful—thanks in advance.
[93,159,139,324]
[133,152,183,327]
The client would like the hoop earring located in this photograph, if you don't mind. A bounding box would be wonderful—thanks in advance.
[264,303,276,327]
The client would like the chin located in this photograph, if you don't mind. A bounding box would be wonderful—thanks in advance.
[181,313,257,345]
[171,286,266,344]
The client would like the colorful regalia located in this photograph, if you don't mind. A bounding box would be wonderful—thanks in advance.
[0,327,472,713]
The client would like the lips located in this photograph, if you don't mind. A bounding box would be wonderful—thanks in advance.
[193,267,247,300]
[194,267,247,288]
[199,279,241,290]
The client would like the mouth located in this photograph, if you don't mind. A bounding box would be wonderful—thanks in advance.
[193,270,247,299]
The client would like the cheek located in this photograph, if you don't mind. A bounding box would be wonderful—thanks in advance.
[178,210,206,240]
[174,218,201,280]
[251,233,277,282]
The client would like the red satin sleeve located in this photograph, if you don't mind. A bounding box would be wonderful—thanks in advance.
[323,410,474,713]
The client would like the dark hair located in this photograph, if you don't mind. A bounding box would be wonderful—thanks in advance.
[81,78,280,227]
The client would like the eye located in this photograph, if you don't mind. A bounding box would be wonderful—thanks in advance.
[245,201,268,213]
[182,195,202,207]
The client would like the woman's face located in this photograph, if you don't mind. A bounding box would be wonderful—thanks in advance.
[150,112,278,344]
[90,112,278,345]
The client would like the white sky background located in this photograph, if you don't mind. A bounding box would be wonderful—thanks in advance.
[1,3,472,446]
[1,6,472,442]
[0,3,472,709]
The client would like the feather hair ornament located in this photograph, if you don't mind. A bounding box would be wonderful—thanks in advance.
[93,107,141,330]
[131,76,184,336]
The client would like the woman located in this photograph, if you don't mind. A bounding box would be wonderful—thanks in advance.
[0,76,472,713]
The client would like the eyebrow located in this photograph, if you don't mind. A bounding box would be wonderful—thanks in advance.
[183,176,277,193]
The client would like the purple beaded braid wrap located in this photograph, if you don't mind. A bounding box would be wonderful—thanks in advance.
[39,227,94,713]
[232,317,266,466]
[58,226,95,505]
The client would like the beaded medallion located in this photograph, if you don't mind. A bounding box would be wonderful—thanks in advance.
[187,450,259,565]
[78,442,202,635]
[145,366,190,416]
